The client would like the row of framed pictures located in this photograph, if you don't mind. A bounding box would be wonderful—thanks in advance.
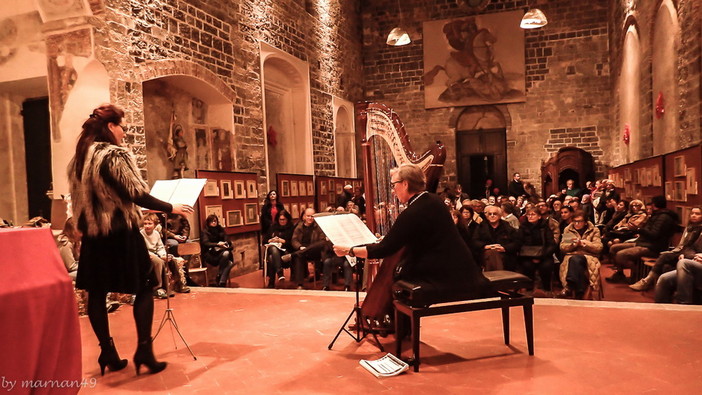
[282,201,315,220]
[664,177,698,202]
[204,203,260,227]
[280,179,314,197]
[203,179,258,200]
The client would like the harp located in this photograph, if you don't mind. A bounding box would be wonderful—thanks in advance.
[356,101,446,328]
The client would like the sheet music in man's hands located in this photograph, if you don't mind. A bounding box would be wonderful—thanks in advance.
[149,178,207,207]
[314,213,378,248]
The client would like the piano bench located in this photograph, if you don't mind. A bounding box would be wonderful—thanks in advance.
[393,270,535,372]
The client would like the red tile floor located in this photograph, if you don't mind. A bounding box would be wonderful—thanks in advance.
[80,280,702,394]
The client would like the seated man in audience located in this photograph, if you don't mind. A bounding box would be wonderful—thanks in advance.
[630,207,702,291]
[501,202,520,230]
[141,213,189,297]
[165,213,190,255]
[654,254,702,304]
[536,200,560,243]
[322,255,353,292]
[558,210,603,299]
[284,207,330,289]
[559,206,574,236]
[608,196,679,283]
[595,196,618,229]
[471,205,521,271]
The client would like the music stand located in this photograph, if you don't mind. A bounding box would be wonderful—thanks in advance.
[152,212,197,360]
[327,257,384,352]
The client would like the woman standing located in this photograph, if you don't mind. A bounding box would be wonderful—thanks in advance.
[69,104,192,375]
[260,190,285,237]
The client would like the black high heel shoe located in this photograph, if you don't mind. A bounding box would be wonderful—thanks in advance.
[133,339,167,375]
[98,337,128,376]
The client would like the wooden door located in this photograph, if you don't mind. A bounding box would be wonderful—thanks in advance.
[456,128,507,199]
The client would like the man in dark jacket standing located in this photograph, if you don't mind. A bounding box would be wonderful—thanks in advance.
[607,195,679,283]
[508,172,527,198]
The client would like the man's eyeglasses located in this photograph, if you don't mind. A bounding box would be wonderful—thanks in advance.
[573,219,585,223]
[485,212,500,216]
[390,180,402,188]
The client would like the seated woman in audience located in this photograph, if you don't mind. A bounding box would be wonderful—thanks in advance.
[606,199,646,245]
[631,207,702,291]
[517,207,556,295]
[57,217,81,281]
[200,214,235,287]
[557,210,602,299]
[264,210,295,288]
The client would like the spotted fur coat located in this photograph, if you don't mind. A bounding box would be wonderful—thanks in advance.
[69,142,149,237]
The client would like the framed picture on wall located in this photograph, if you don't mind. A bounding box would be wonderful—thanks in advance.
[306,181,314,196]
[244,203,259,224]
[320,182,328,195]
[686,167,696,195]
[283,203,290,213]
[682,207,692,227]
[234,180,246,199]
[291,203,300,220]
[674,156,686,177]
[328,180,334,192]
[307,201,314,210]
[665,182,673,201]
[226,210,242,227]
[335,183,343,194]
[290,181,299,197]
[204,180,219,197]
[246,180,258,199]
[674,181,686,202]
[281,180,290,197]
[205,205,224,226]
[220,180,233,199]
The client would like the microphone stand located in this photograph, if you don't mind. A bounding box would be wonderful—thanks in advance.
[152,212,197,360]
[328,257,384,352]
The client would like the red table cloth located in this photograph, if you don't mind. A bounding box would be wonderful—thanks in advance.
[0,228,82,394]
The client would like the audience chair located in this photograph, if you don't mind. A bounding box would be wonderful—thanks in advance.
[178,242,208,286]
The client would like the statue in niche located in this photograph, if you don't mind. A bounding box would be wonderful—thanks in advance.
[166,112,189,178]
[212,128,232,171]
[195,128,209,169]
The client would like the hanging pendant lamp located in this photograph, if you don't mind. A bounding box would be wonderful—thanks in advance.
[387,0,411,46]
[520,8,548,29]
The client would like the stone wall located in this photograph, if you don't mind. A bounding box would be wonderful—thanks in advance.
[361,0,612,193]
[608,0,701,166]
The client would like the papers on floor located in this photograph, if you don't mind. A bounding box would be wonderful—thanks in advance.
[359,353,409,378]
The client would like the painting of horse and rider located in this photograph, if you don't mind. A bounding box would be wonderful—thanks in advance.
[423,10,525,109]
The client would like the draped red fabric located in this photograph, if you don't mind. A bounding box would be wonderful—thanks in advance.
[0,228,82,394]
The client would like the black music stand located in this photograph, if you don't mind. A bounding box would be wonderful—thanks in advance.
[152,212,197,360]
[327,258,384,352]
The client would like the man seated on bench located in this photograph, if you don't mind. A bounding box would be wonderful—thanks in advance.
[332,164,492,306]
[655,254,702,304]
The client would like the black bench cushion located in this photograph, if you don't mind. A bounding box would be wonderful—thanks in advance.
[392,270,533,307]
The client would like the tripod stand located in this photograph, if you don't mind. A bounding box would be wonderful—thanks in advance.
[328,258,384,351]
[152,212,197,360]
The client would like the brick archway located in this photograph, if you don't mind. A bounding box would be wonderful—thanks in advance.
[134,59,236,103]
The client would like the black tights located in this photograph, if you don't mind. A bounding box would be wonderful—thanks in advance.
[87,287,154,345]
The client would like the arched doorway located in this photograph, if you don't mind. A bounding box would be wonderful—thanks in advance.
[651,0,680,155]
[455,106,507,198]
[260,43,313,190]
[333,98,356,178]
[541,147,594,197]
[620,23,642,162]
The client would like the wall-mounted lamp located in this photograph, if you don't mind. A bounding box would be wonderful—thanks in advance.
[387,0,411,46]
[520,8,548,29]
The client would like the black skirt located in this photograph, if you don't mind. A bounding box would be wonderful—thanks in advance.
[76,224,157,294]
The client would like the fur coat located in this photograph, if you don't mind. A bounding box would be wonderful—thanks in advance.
[69,142,150,237]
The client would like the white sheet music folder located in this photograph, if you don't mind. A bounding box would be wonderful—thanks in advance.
[149,178,207,206]
[313,212,378,248]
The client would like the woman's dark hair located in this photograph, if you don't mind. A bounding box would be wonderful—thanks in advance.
[264,190,279,205]
[71,104,124,180]
[205,214,220,227]
[618,199,630,211]
[277,209,293,224]
[61,217,82,256]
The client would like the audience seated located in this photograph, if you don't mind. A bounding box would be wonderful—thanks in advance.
[517,207,556,295]
[57,217,80,281]
[557,210,602,299]
[603,199,646,247]
[630,207,702,291]
[654,255,702,304]
[200,214,235,287]
[165,213,190,255]
[286,207,331,289]
[322,254,353,292]
[536,201,560,243]
[472,205,521,271]
[501,202,520,230]
[264,210,295,288]
[141,213,190,296]
[608,196,679,284]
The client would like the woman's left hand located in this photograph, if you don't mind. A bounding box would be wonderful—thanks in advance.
[172,204,194,216]
[333,245,349,257]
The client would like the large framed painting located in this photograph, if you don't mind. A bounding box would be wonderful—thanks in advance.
[423,10,525,109]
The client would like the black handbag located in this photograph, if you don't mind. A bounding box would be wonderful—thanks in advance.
[519,245,543,257]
